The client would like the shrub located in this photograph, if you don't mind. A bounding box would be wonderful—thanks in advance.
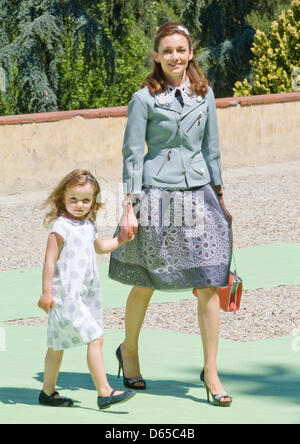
[233,0,300,96]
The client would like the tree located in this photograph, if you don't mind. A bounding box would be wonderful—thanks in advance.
[181,0,288,97]
[0,0,115,114]
[246,0,293,34]
[233,0,300,96]
[57,17,149,110]
[0,1,187,115]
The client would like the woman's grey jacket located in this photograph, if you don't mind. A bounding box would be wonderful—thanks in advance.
[122,83,223,194]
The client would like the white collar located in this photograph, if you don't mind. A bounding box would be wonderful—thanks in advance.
[155,78,195,106]
[167,78,190,93]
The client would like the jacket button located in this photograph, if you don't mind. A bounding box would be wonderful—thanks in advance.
[200,168,204,175]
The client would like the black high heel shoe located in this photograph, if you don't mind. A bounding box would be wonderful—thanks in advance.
[116,345,146,390]
[200,369,232,407]
[200,368,205,383]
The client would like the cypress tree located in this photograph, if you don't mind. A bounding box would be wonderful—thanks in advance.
[0,0,114,113]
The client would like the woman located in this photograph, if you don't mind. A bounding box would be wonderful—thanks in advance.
[109,22,233,406]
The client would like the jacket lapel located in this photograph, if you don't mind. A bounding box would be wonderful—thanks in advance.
[154,88,206,117]
[154,93,182,114]
[180,96,206,120]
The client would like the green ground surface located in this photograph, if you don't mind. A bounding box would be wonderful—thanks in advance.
[1,242,299,322]
[1,241,299,424]
[0,327,299,424]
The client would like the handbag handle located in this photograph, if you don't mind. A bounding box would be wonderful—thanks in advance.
[229,227,239,277]
[232,251,238,276]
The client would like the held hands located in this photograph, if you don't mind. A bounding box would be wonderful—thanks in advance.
[118,228,135,243]
[119,203,138,243]
[38,293,54,314]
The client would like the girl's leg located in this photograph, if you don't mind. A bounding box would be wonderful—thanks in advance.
[120,286,154,382]
[42,348,64,396]
[196,287,231,401]
[87,337,123,397]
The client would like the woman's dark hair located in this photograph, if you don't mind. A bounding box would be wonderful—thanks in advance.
[142,22,208,96]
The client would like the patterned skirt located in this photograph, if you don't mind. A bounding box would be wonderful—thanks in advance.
[109,184,232,291]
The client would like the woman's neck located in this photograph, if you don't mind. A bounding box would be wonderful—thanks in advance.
[165,72,187,88]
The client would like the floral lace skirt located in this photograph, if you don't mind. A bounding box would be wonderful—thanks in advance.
[109,184,232,291]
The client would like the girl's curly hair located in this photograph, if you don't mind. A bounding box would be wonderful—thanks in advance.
[41,169,104,228]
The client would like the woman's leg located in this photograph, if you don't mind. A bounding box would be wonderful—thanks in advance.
[196,287,231,401]
[42,347,64,396]
[120,286,154,384]
[87,337,123,397]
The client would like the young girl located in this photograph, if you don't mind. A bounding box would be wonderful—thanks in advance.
[37,169,135,410]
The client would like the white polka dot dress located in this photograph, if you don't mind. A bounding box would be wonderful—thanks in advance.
[47,216,103,351]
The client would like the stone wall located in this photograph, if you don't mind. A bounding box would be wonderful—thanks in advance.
[0,93,299,195]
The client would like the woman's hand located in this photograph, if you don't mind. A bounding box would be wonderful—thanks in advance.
[218,196,233,227]
[38,293,54,314]
[127,205,139,234]
[120,203,139,239]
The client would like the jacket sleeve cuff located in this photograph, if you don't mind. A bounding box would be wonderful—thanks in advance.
[207,157,223,187]
[123,166,143,195]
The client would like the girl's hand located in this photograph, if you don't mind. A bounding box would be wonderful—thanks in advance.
[38,293,54,314]
[118,227,135,243]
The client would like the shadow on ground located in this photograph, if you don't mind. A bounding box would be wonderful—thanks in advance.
[0,364,299,406]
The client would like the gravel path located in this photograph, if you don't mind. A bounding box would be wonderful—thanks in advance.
[4,285,300,342]
[1,160,300,341]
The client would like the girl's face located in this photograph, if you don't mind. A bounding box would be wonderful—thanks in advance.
[63,183,95,220]
[154,33,193,85]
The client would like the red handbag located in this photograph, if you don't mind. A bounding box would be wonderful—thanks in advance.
[193,254,242,315]
[217,269,242,314]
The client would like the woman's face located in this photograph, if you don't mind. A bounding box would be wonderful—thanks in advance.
[154,33,193,84]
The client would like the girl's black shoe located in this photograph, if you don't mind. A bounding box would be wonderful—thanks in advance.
[39,390,74,407]
[97,389,136,410]
[116,345,146,390]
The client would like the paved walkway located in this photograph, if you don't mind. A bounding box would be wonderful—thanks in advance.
[0,328,299,424]
[1,160,300,424]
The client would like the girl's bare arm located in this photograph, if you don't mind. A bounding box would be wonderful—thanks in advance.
[38,232,63,313]
[94,231,133,255]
